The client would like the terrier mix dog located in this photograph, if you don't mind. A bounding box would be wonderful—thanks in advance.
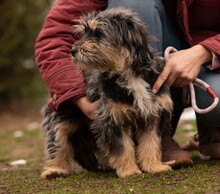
[40,7,173,179]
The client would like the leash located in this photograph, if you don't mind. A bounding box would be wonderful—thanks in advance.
[164,46,219,114]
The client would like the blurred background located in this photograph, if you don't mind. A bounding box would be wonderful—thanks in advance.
[0,0,56,177]
[0,0,54,112]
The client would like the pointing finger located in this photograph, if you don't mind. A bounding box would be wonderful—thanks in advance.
[165,73,177,87]
[152,66,171,94]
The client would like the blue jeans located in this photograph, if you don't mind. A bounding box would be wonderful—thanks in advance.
[108,0,220,127]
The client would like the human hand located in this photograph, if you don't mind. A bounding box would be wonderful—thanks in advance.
[152,45,212,93]
[73,96,99,120]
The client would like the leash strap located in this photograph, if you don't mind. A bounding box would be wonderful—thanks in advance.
[164,46,219,114]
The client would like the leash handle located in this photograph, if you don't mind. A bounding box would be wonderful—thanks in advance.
[190,78,219,114]
[164,46,219,114]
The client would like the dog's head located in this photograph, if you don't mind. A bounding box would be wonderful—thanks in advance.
[71,7,155,74]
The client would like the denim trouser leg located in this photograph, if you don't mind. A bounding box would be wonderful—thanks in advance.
[195,68,220,127]
[108,0,184,53]
[107,0,220,128]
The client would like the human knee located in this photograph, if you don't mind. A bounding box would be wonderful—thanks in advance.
[196,105,220,127]
[195,67,220,127]
[195,91,220,127]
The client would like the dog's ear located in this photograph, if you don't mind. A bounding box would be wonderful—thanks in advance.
[127,21,147,47]
[112,12,159,75]
[121,16,159,76]
[73,11,98,34]
[115,12,149,49]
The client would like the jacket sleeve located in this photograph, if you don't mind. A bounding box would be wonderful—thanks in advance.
[35,0,107,112]
[199,34,220,71]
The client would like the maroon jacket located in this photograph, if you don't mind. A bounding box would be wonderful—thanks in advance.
[35,0,220,113]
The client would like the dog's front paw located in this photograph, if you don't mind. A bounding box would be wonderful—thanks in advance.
[142,164,171,174]
[71,162,87,174]
[116,167,142,178]
[40,167,69,180]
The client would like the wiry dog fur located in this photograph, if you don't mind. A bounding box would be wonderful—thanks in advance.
[40,7,173,179]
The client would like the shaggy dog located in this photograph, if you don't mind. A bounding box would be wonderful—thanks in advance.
[40,7,173,179]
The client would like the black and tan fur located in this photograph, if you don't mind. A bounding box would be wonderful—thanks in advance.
[41,7,173,179]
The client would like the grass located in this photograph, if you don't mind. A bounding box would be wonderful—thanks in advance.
[0,106,220,194]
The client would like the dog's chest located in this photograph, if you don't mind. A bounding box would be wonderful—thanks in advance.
[100,74,134,105]
[100,74,155,118]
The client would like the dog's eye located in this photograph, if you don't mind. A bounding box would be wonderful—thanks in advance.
[93,30,103,38]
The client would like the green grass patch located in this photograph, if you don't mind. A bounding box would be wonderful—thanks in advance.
[0,110,220,194]
[0,160,220,194]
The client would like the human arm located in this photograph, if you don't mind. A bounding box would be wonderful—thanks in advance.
[73,97,100,120]
[200,34,220,71]
[152,33,220,93]
[152,44,212,93]
[153,0,220,93]
[35,0,107,113]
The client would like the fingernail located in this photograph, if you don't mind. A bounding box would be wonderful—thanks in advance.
[152,89,157,94]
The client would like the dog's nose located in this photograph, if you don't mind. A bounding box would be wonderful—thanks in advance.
[71,48,77,57]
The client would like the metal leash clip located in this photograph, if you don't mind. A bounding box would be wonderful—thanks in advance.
[164,46,219,114]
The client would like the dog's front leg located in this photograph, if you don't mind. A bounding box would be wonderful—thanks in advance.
[109,129,142,177]
[92,116,141,177]
[136,118,171,173]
